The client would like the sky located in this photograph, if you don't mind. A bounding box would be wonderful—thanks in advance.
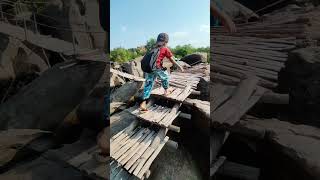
[110,0,210,50]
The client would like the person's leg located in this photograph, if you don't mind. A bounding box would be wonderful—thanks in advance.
[140,72,156,110]
[155,70,170,95]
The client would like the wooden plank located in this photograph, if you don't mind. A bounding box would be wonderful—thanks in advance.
[123,133,156,170]
[112,128,148,159]
[210,156,227,177]
[136,136,169,179]
[212,75,259,126]
[118,131,156,165]
[132,129,166,176]
[111,68,145,82]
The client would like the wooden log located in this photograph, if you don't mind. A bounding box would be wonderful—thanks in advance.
[212,62,278,81]
[259,91,289,104]
[179,112,191,120]
[166,139,178,150]
[168,125,180,133]
[110,68,145,82]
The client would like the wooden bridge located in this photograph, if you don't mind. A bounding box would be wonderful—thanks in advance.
[110,69,203,179]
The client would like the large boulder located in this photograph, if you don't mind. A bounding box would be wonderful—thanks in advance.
[121,56,144,77]
[0,61,106,131]
[279,47,320,127]
[180,53,207,66]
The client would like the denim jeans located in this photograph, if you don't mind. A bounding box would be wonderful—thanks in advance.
[142,69,169,100]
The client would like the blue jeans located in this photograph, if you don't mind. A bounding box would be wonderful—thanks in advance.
[142,69,169,100]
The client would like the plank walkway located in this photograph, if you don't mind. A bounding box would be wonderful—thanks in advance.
[169,72,202,89]
[130,104,181,128]
[110,70,201,179]
[110,126,169,179]
[151,85,193,102]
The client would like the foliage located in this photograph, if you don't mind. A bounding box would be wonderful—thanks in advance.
[145,38,156,52]
[110,38,209,63]
[172,44,195,58]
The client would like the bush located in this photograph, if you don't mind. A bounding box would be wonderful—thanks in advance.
[110,38,209,63]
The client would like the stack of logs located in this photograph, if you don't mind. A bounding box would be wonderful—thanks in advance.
[212,5,320,40]
[211,35,296,89]
[211,4,320,90]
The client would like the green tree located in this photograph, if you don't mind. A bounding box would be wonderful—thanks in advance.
[145,38,156,52]
[110,48,131,63]
[172,44,195,58]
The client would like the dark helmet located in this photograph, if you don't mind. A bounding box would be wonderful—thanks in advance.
[157,33,169,43]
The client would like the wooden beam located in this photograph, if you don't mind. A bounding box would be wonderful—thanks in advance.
[210,156,227,176]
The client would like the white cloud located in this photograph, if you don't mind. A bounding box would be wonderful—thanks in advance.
[199,24,209,33]
[171,31,189,39]
[121,26,127,32]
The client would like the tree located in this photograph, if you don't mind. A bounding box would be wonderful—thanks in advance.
[145,38,156,52]
[172,44,195,58]
[110,48,131,63]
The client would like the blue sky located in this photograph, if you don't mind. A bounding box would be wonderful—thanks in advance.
[110,0,210,50]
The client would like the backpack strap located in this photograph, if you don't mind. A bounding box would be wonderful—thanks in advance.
[150,47,161,71]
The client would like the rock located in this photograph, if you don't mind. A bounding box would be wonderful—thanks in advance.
[77,86,107,131]
[235,117,320,180]
[197,76,210,101]
[279,47,320,127]
[180,53,208,66]
[111,81,143,103]
[0,61,105,131]
[0,129,51,168]
[0,34,18,80]
[121,56,144,77]
[110,73,125,87]
[148,145,203,180]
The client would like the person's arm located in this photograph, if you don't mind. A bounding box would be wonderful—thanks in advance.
[169,56,184,72]
[211,1,236,33]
